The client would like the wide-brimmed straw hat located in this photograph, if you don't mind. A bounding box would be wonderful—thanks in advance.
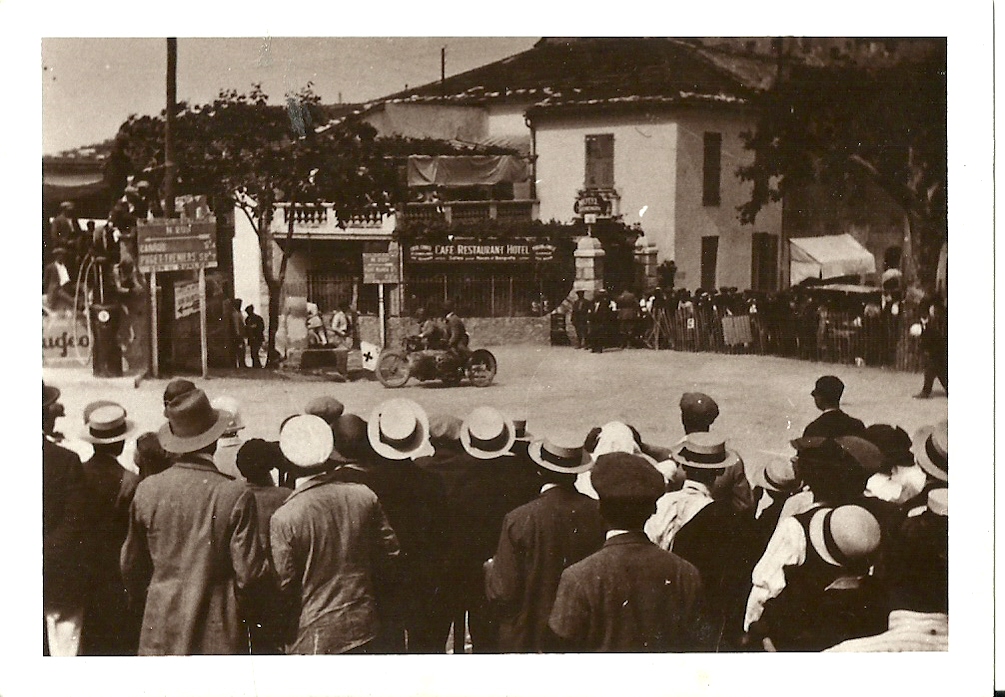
[368,398,432,461]
[158,389,231,454]
[913,420,948,482]
[81,402,136,444]
[807,505,881,570]
[756,456,802,493]
[672,432,740,470]
[280,414,336,475]
[460,407,516,460]
[529,438,592,474]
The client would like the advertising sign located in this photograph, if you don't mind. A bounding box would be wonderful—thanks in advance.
[137,219,218,272]
[174,281,201,319]
[362,252,400,284]
[406,239,556,264]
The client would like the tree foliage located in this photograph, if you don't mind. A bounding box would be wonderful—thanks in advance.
[108,84,401,364]
[737,44,947,289]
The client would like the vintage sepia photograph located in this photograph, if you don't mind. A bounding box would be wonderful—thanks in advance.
[22,12,993,696]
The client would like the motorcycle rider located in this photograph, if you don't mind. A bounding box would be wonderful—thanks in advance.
[443,300,471,368]
[414,306,445,350]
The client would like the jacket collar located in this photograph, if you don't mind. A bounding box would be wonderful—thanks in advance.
[285,469,341,502]
[602,530,651,548]
[174,454,231,477]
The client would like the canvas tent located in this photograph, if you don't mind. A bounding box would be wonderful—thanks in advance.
[789,234,876,286]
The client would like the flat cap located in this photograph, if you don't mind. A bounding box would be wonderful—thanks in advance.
[591,452,665,502]
[305,396,345,424]
[679,392,719,424]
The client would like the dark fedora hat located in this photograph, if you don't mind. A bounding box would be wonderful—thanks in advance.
[158,389,231,454]
[162,378,197,413]
[528,438,592,474]
[43,382,61,409]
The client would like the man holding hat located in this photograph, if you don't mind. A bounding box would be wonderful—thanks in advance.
[121,389,270,655]
[270,415,401,654]
[548,452,704,652]
[78,401,140,655]
[42,382,93,656]
[803,375,866,439]
[485,437,604,653]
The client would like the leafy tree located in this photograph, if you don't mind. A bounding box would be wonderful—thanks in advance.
[109,84,397,365]
[737,43,947,291]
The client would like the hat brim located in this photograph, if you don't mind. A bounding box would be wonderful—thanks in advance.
[529,440,593,474]
[43,386,61,409]
[460,415,517,460]
[368,401,432,461]
[913,424,948,482]
[158,409,231,454]
[671,442,740,470]
[81,419,137,445]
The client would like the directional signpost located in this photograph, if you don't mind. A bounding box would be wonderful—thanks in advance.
[363,252,400,347]
[137,219,218,378]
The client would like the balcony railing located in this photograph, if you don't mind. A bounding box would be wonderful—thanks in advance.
[401,199,539,227]
[271,202,395,237]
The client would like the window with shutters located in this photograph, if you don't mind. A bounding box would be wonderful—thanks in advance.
[703,132,722,206]
[585,134,614,188]
[700,236,719,290]
[750,232,779,291]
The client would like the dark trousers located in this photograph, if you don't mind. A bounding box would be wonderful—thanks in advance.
[921,352,948,395]
[233,339,246,368]
[249,341,263,368]
[573,321,589,348]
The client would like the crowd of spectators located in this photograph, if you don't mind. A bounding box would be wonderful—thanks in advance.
[42,370,947,655]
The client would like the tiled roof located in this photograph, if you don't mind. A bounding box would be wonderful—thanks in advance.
[322,38,757,130]
[381,38,756,107]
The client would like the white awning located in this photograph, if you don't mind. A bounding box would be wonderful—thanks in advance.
[789,234,876,286]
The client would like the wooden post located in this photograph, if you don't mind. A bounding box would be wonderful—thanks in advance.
[378,283,386,348]
[150,270,159,378]
[198,267,208,377]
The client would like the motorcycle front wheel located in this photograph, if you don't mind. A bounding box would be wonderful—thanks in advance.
[375,350,411,388]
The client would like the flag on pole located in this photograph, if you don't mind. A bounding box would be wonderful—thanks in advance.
[360,341,380,372]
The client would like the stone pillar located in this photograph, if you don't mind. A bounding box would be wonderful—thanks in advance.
[634,233,659,292]
[573,235,606,298]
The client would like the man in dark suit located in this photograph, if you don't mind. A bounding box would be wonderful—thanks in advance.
[802,375,866,439]
[331,400,449,653]
[78,401,141,655]
[914,297,948,399]
[42,382,93,656]
[485,438,605,653]
[548,452,704,652]
[571,290,591,349]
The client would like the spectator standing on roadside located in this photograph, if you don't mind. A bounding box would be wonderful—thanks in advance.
[245,305,265,368]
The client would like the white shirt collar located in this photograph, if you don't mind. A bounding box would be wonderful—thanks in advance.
[540,483,559,494]
[681,479,712,497]
[606,529,631,540]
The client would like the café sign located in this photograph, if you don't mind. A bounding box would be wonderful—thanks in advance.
[406,239,556,264]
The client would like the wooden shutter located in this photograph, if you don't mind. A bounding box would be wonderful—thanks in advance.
[751,233,779,290]
[703,132,722,206]
[585,134,614,188]
[701,236,719,290]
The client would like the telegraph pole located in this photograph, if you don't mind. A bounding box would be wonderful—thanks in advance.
[165,38,177,219]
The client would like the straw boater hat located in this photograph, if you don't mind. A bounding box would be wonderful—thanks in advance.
[672,432,740,470]
[528,438,593,474]
[211,396,245,435]
[280,414,337,476]
[158,389,232,454]
[913,420,948,482]
[807,504,881,570]
[81,402,136,445]
[368,398,432,460]
[460,407,516,460]
[756,456,802,493]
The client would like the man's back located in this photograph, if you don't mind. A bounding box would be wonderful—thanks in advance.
[802,409,866,439]
[43,437,93,613]
[487,486,605,652]
[270,475,400,654]
[122,458,268,655]
[549,531,702,652]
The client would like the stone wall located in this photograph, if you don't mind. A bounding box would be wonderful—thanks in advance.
[358,315,550,348]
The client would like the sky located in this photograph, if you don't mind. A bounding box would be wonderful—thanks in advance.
[42,37,539,154]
